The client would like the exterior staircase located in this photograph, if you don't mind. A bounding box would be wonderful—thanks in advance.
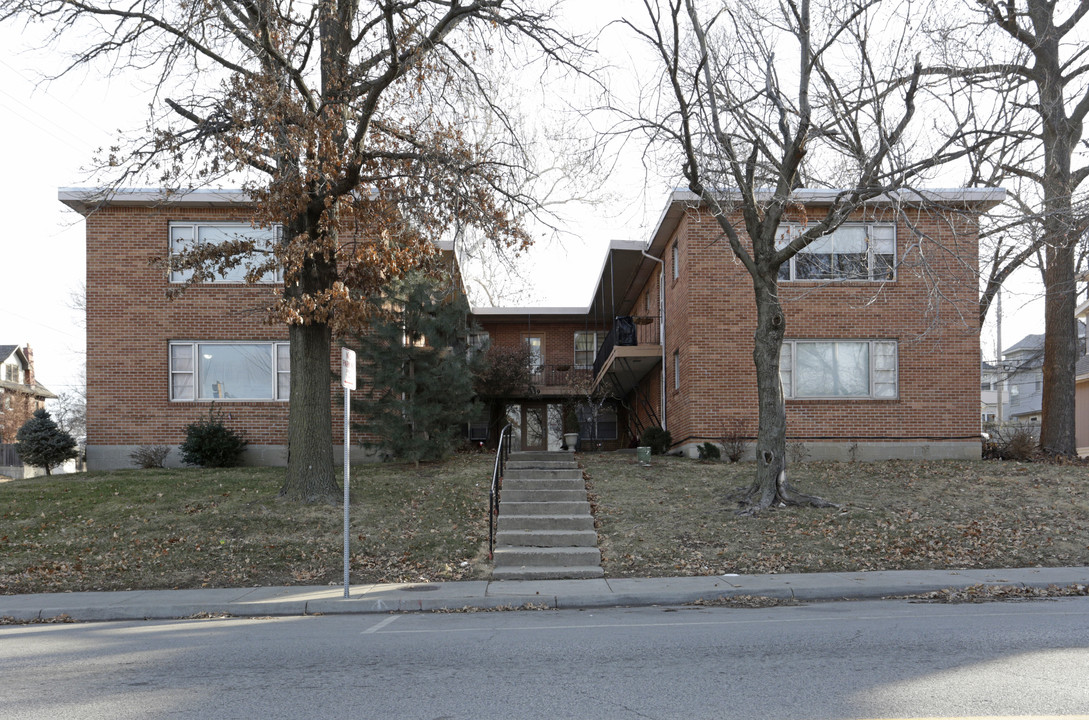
[492,451,604,580]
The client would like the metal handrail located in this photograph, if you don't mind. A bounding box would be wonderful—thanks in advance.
[488,423,513,560]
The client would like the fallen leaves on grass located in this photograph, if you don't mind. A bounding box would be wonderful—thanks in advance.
[1,456,492,594]
[583,454,1089,578]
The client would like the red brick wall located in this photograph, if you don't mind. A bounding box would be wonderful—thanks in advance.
[477,318,610,369]
[661,205,980,448]
[86,199,983,461]
[86,205,294,449]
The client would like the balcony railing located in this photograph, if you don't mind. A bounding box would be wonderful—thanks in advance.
[592,316,661,379]
[529,365,593,389]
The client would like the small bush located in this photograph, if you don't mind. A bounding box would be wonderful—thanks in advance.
[697,442,721,461]
[719,419,750,462]
[787,440,810,463]
[179,407,248,468]
[130,445,171,469]
[641,426,672,455]
[983,424,1038,461]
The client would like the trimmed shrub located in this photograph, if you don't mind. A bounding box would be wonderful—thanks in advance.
[641,426,672,455]
[697,442,721,461]
[179,407,247,467]
[131,445,171,469]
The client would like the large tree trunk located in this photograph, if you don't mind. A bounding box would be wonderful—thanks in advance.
[1036,50,1079,457]
[732,277,835,514]
[1039,230,1078,456]
[280,320,339,501]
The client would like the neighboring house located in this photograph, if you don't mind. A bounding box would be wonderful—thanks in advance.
[64,186,1002,469]
[998,322,1087,426]
[0,344,57,477]
[0,344,55,441]
[1002,333,1045,423]
[980,360,1008,425]
[1075,286,1089,455]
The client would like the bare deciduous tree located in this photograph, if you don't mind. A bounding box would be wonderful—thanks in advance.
[624,0,985,513]
[922,0,1089,456]
[0,0,581,500]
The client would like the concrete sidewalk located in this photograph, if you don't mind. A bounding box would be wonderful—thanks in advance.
[3,566,1087,623]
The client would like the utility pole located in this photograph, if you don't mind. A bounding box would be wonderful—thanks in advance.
[996,289,1004,425]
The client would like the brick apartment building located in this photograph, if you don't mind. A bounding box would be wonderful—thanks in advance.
[63,186,1002,469]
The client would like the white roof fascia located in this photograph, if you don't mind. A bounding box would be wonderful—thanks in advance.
[645,187,1007,257]
[59,187,252,215]
[471,306,591,316]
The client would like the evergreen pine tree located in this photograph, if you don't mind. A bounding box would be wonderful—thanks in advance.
[15,408,78,475]
[352,272,478,463]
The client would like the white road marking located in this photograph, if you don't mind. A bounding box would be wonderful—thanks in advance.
[361,615,401,634]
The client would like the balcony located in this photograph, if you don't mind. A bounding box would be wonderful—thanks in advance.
[521,365,594,397]
[592,316,662,396]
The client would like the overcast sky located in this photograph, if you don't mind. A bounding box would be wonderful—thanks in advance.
[0,5,1046,404]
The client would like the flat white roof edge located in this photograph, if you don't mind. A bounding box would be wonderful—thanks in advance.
[661,187,1006,204]
[470,306,591,316]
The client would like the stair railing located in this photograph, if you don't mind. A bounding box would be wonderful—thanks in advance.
[488,423,513,560]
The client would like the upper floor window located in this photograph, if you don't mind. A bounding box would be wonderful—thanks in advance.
[524,336,543,372]
[170,223,282,284]
[3,363,21,383]
[671,242,680,280]
[777,224,895,282]
[780,339,897,399]
[574,331,607,368]
[170,341,290,401]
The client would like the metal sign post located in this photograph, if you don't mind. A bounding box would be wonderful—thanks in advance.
[341,347,356,599]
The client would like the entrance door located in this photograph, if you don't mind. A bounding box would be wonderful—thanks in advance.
[522,403,548,451]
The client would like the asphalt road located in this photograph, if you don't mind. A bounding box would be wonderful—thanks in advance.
[3,598,1089,719]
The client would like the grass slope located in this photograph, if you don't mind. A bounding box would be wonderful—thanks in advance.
[3,452,1087,594]
[583,453,1089,577]
[1,455,491,594]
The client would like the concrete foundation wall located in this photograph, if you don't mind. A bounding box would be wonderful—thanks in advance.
[87,444,385,471]
[673,439,982,462]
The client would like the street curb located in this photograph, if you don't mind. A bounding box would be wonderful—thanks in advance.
[3,567,1087,623]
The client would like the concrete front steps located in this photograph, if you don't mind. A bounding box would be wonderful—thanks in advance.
[492,452,604,581]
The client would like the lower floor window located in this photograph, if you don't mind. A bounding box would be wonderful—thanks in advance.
[170,341,290,401]
[780,339,897,399]
[578,404,618,441]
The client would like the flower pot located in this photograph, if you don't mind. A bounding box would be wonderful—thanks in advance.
[563,432,579,451]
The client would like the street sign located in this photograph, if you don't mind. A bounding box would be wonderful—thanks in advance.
[341,346,356,598]
[341,347,356,390]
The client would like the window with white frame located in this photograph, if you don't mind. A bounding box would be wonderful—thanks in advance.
[170,342,290,401]
[671,242,679,280]
[776,224,895,281]
[673,348,680,389]
[779,340,897,399]
[524,336,543,372]
[574,331,607,368]
[170,223,282,283]
[3,363,20,383]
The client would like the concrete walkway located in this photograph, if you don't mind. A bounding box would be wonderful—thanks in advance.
[2,566,1087,623]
